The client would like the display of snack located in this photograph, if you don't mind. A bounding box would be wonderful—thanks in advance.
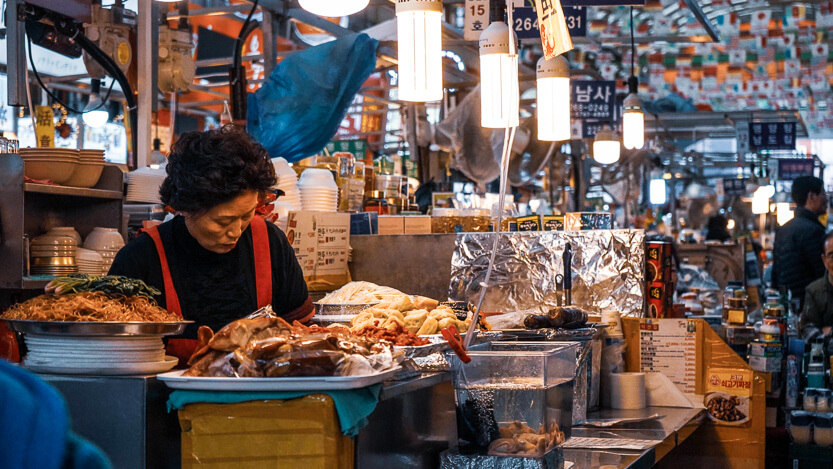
[488,421,565,457]
[340,322,429,346]
[2,275,179,323]
[349,303,473,336]
[707,394,747,423]
[523,306,589,330]
[319,281,410,305]
[183,316,399,378]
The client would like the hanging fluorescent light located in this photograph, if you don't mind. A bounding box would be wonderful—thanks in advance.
[299,0,370,18]
[479,21,519,128]
[396,0,443,102]
[623,76,644,150]
[536,55,570,141]
[83,79,109,128]
[727,219,736,230]
[592,125,620,165]
[751,191,770,214]
[776,202,794,225]
[649,178,667,205]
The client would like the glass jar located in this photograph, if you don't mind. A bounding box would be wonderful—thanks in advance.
[461,208,491,232]
[759,318,781,342]
[364,190,389,215]
[431,208,463,233]
[348,162,366,212]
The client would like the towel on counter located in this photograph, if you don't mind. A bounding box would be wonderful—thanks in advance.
[167,384,383,437]
[0,360,111,469]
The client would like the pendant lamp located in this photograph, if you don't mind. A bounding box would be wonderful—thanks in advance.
[479,21,519,128]
[622,7,644,150]
[83,79,109,128]
[396,0,443,102]
[299,0,370,18]
[536,55,570,141]
[593,125,620,165]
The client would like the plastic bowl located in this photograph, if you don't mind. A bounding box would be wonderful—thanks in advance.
[63,161,105,188]
[24,159,77,184]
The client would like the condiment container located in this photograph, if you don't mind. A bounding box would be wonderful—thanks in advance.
[363,190,389,215]
[759,318,781,342]
[789,411,813,445]
[431,208,463,233]
[815,414,833,446]
[461,209,491,232]
[805,389,818,412]
[818,390,832,413]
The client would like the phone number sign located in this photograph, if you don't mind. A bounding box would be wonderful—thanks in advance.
[512,5,586,40]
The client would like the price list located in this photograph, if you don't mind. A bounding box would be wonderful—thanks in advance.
[639,319,697,395]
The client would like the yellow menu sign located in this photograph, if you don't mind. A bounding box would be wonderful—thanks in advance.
[706,367,753,397]
[533,0,572,60]
[34,106,54,148]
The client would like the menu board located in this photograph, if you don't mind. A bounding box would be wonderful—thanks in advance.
[639,318,697,395]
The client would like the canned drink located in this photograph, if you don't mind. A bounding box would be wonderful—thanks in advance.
[646,241,673,283]
[648,281,673,318]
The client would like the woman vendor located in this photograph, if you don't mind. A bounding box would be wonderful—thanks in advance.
[109,125,312,362]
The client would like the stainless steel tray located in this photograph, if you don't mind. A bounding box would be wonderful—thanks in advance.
[3,319,192,336]
[394,341,449,358]
[158,366,401,391]
[313,302,378,316]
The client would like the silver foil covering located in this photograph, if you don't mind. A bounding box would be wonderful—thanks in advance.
[440,448,564,469]
[449,230,645,316]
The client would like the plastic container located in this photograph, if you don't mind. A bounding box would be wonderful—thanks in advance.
[449,341,578,456]
[805,389,819,412]
[789,410,814,444]
[815,413,833,446]
[431,208,463,233]
[461,209,491,233]
[363,190,389,215]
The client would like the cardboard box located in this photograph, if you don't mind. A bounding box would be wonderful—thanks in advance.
[179,396,353,468]
[517,215,541,231]
[377,216,405,235]
[747,341,783,358]
[542,215,564,231]
[403,216,431,234]
[286,211,351,291]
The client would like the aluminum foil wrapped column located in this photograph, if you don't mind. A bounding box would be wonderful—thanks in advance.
[449,230,645,316]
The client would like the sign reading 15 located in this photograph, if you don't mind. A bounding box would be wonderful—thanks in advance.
[470,4,486,15]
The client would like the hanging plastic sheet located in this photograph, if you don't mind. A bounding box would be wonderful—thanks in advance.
[246,33,378,162]
[449,230,645,316]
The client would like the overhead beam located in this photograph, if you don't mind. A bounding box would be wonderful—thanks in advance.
[681,0,720,42]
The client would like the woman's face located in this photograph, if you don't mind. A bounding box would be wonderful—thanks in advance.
[183,191,259,254]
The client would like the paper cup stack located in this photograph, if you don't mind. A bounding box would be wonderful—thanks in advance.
[30,231,78,276]
[271,158,301,211]
[82,227,125,274]
[609,372,647,410]
[299,168,338,212]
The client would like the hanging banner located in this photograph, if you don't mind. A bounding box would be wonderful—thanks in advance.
[777,158,815,180]
[34,106,55,148]
[534,0,573,59]
[749,122,797,151]
[464,0,490,41]
[513,4,586,40]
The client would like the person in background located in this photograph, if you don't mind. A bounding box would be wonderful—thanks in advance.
[800,232,833,344]
[705,215,732,242]
[773,176,828,310]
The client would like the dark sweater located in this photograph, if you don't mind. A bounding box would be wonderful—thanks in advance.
[772,207,826,302]
[108,216,311,339]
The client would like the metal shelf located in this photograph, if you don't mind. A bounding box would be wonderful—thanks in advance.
[24,183,123,200]
[21,277,53,290]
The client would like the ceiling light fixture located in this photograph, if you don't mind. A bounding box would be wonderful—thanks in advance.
[479,21,519,128]
[593,124,620,165]
[396,0,443,102]
[536,54,570,141]
[622,7,644,150]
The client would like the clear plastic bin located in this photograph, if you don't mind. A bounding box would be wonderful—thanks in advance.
[449,342,578,456]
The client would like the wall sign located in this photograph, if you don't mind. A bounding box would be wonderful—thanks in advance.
[749,122,797,151]
[722,178,747,197]
[571,80,616,120]
[513,4,586,40]
[464,0,490,41]
[777,158,815,180]
[325,139,368,162]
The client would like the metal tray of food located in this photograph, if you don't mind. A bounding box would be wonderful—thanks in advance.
[2,319,193,336]
[157,366,402,391]
[313,302,378,316]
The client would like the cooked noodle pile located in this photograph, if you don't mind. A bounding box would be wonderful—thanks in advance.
[2,292,180,322]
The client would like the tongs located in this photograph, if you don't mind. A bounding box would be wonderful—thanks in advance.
[563,243,572,306]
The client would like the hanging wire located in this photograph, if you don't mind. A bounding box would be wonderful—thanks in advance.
[630,6,635,76]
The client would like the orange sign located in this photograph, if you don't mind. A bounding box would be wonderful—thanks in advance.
[706,368,753,397]
[533,0,573,60]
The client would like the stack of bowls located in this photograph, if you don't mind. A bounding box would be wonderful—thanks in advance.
[64,149,106,188]
[299,168,338,212]
[272,158,302,211]
[30,234,78,276]
[82,228,125,274]
[48,227,82,245]
[19,148,78,184]
[76,248,105,275]
[126,165,166,203]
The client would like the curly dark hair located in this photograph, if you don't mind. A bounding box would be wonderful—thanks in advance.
[159,125,276,213]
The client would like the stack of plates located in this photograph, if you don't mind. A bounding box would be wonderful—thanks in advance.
[19,148,79,185]
[272,157,301,211]
[126,165,167,203]
[30,233,78,276]
[83,227,125,274]
[299,168,338,212]
[22,335,177,375]
[76,248,104,275]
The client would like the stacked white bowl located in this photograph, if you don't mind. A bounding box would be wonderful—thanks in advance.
[64,149,106,188]
[76,248,105,275]
[299,168,338,212]
[19,148,79,185]
[82,228,125,274]
[30,232,78,276]
[271,158,302,211]
[126,165,167,203]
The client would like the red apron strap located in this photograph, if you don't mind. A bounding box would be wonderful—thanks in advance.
[139,226,182,317]
[250,216,273,308]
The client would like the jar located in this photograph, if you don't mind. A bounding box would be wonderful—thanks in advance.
[335,152,354,212]
[759,318,781,342]
[348,162,366,212]
[789,411,813,444]
[804,389,818,412]
[431,208,463,233]
[491,202,518,232]
[815,414,833,446]
[461,209,491,232]
[363,190,389,215]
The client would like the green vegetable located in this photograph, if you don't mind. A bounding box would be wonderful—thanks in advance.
[45,274,161,300]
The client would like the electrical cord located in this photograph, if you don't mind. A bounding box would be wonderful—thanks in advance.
[233,0,260,71]
[27,35,115,114]
[630,6,635,76]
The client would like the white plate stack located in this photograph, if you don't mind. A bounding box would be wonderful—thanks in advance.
[299,168,338,212]
[23,335,178,375]
[126,165,167,203]
[271,157,302,211]
[82,227,125,274]
[76,248,104,275]
[30,232,78,276]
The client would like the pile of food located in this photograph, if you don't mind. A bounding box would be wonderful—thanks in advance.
[2,275,179,322]
[330,323,428,346]
[184,316,400,378]
[350,299,474,337]
[488,421,565,457]
[707,394,746,422]
[523,306,589,330]
[318,281,410,304]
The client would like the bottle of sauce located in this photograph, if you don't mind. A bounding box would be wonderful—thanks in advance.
[363,190,389,215]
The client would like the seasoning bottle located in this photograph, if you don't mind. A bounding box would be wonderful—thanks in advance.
[363,190,389,215]
[759,318,780,342]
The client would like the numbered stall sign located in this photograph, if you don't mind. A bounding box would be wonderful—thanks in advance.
[534,0,573,59]
[464,0,490,41]
[513,3,586,41]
